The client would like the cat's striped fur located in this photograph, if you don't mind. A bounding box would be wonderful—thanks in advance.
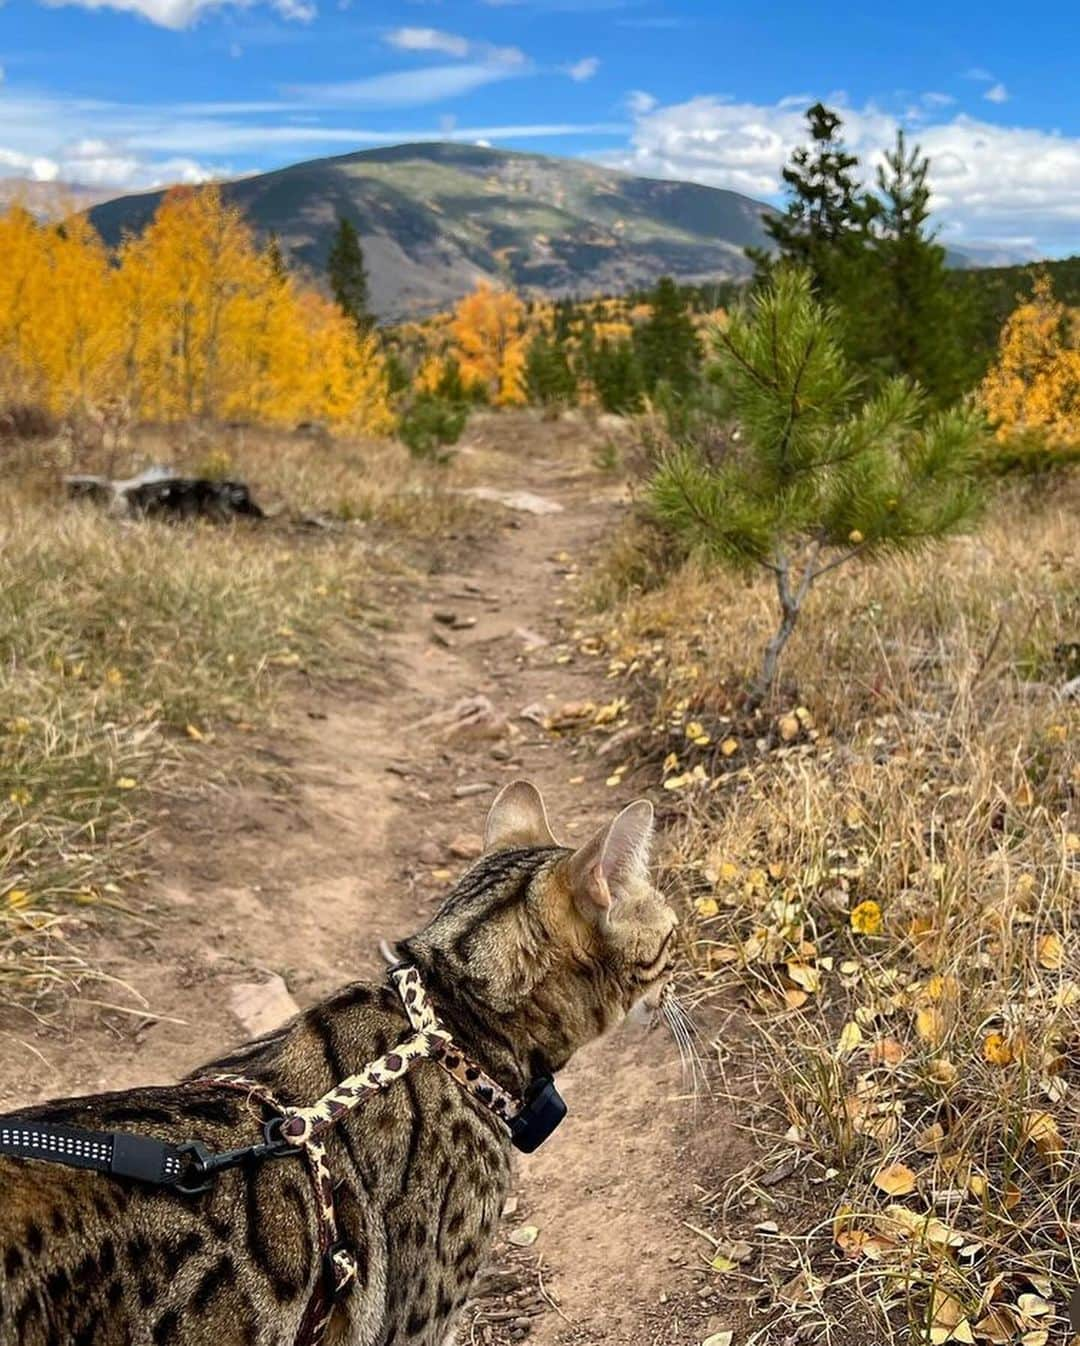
[0,782,677,1346]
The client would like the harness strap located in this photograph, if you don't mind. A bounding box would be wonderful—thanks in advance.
[192,1074,357,1346]
[268,965,520,1149]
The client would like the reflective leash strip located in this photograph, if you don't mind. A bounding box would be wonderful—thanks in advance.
[0,1121,185,1185]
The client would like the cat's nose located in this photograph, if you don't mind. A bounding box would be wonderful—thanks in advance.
[642,974,672,1011]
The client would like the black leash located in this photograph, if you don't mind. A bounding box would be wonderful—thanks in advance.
[0,1116,301,1195]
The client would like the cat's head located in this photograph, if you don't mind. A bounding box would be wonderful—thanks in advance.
[401,780,678,1072]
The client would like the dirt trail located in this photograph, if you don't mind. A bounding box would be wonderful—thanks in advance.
[1,433,738,1345]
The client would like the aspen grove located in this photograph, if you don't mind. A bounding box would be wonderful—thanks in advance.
[0,187,395,434]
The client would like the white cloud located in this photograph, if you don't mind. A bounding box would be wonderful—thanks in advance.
[0,146,61,180]
[0,75,627,189]
[606,94,1080,253]
[566,56,599,82]
[285,63,521,108]
[964,67,994,82]
[984,82,1009,104]
[384,26,525,67]
[922,92,955,108]
[386,27,471,59]
[41,0,314,28]
[626,90,656,115]
[56,136,217,185]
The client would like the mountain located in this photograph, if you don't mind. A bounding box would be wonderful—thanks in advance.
[945,241,1044,269]
[0,177,117,217]
[86,142,775,320]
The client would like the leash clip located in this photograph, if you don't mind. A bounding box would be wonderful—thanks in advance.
[508,1075,567,1154]
[172,1118,299,1195]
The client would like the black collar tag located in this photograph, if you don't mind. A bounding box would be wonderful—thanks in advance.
[508,1075,567,1154]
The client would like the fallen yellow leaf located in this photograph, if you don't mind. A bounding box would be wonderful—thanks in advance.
[850,900,883,935]
[928,1057,958,1085]
[982,1032,1014,1067]
[837,1021,863,1055]
[786,961,820,992]
[916,1006,946,1045]
[873,1163,918,1197]
[869,1037,907,1068]
[1036,932,1064,970]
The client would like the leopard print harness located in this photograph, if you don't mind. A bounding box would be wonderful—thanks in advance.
[192,965,522,1346]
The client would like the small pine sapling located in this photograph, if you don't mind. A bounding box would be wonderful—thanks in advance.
[651,268,985,699]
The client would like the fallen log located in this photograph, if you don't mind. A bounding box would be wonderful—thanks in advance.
[65,466,264,521]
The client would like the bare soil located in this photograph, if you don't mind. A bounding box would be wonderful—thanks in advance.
[0,428,748,1345]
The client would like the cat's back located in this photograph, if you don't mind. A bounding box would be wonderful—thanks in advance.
[0,977,513,1346]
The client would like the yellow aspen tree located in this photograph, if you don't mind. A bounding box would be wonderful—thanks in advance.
[122,186,263,420]
[38,215,118,411]
[981,273,1080,445]
[291,291,395,433]
[1,189,395,433]
[415,353,448,394]
[449,282,527,406]
[0,206,51,403]
[113,230,155,421]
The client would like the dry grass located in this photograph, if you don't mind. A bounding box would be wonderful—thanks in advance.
[1,418,479,1008]
[589,476,1079,1343]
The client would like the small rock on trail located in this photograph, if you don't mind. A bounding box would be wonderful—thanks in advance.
[461,487,564,516]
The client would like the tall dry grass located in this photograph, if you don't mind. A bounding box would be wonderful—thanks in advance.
[592,476,1079,1342]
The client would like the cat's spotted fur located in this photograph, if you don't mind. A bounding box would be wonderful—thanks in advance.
[0,782,677,1346]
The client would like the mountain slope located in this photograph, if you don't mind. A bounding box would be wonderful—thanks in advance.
[87,142,774,319]
[0,178,117,217]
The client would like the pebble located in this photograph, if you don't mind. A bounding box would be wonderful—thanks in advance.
[417,840,443,866]
[453,782,495,799]
[448,832,483,860]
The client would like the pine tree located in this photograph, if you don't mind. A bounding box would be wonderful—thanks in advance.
[266,233,288,283]
[650,269,985,699]
[525,331,576,406]
[327,215,372,336]
[857,130,977,403]
[634,277,699,395]
[751,103,878,298]
[592,338,643,414]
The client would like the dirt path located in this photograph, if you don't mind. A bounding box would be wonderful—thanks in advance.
[1,432,740,1345]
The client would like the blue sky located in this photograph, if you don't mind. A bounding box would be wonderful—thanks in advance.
[2,0,1078,254]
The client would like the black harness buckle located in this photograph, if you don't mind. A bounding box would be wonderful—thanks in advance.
[508,1075,566,1154]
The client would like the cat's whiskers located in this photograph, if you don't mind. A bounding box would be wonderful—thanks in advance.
[659,989,707,1098]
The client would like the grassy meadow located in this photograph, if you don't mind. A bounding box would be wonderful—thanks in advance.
[584,467,1079,1342]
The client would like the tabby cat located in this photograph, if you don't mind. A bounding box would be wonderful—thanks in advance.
[0,780,677,1346]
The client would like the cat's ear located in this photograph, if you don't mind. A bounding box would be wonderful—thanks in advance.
[483,780,558,853]
[563,800,654,926]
